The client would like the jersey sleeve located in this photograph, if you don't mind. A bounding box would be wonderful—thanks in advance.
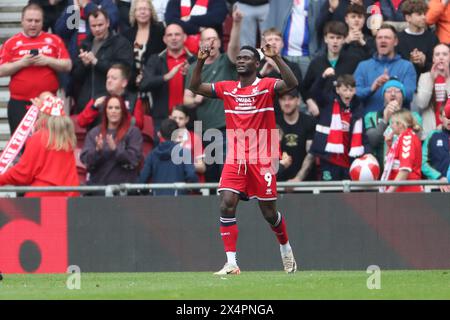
[398,133,414,172]
[0,40,12,65]
[212,81,226,99]
[54,35,70,59]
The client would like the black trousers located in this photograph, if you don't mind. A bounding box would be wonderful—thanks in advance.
[7,99,30,135]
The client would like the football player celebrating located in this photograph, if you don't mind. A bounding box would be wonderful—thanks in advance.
[189,42,299,274]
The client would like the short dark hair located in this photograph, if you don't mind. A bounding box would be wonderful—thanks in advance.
[87,8,109,21]
[401,0,428,15]
[173,104,189,116]
[346,4,366,16]
[377,24,398,37]
[160,119,179,141]
[336,74,356,88]
[323,21,348,37]
[240,46,260,62]
[22,3,44,19]
[110,63,131,80]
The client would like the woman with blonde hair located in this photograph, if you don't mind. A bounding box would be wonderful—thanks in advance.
[122,0,166,93]
[0,92,79,197]
[381,109,423,192]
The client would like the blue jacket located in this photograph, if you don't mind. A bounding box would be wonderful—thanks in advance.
[422,129,450,180]
[54,0,119,61]
[139,140,198,195]
[261,0,325,57]
[354,53,416,114]
[309,77,371,161]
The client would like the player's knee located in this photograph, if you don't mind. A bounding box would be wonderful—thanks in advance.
[220,199,237,217]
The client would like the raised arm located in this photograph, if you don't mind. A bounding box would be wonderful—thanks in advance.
[261,44,298,93]
[188,43,215,97]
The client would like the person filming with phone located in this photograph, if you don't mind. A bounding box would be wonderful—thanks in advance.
[0,3,72,135]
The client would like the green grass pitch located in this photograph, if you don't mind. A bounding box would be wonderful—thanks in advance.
[0,270,449,300]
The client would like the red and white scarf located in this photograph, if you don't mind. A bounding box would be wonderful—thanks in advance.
[434,75,447,127]
[379,135,399,193]
[180,0,209,54]
[0,105,39,174]
[325,99,364,157]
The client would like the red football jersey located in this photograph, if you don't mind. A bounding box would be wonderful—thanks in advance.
[0,32,70,100]
[213,77,280,163]
[388,128,423,192]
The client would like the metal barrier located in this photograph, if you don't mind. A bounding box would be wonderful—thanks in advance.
[0,180,449,196]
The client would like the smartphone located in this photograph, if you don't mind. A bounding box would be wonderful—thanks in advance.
[30,49,39,56]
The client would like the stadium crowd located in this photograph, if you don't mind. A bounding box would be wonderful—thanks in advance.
[0,0,449,195]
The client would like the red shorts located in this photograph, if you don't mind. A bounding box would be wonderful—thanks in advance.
[218,160,277,201]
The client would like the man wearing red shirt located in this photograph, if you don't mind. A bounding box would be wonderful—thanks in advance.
[189,43,299,275]
[0,3,72,135]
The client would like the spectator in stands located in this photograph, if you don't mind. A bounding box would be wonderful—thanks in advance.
[76,63,145,130]
[170,105,206,179]
[397,0,439,78]
[80,95,143,186]
[302,21,360,117]
[422,104,450,192]
[354,24,416,114]
[55,0,119,62]
[364,78,422,170]
[0,93,79,197]
[0,3,72,135]
[381,109,423,192]
[343,3,376,61]
[234,0,269,47]
[316,0,371,40]
[165,0,228,54]
[310,73,371,181]
[184,9,242,182]
[261,0,324,77]
[259,28,303,119]
[122,0,166,95]
[139,24,196,142]
[277,89,317,183]
[426,0,450,45]
[71,8,134,114]
[28,0,68,32]
[413,43,450,138]
[139,118,198,195]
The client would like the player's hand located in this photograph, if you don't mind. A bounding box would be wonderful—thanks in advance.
[95,134,104,151]
[410,49,425,67]
[261,43,278,58]
[198,43,212,60]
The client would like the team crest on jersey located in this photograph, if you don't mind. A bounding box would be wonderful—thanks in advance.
[16,40,23,46]
[44,37,53,44]
[437,139,443,147]
[231,88,237,94]
[251,86,259,95]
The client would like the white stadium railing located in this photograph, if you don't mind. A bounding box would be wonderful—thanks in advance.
[0,180,449,197]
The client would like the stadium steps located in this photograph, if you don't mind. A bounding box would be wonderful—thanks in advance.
[0,0,27,151]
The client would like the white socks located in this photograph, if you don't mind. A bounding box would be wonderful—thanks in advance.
[226,252,237,265]
[280,241,292,255]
